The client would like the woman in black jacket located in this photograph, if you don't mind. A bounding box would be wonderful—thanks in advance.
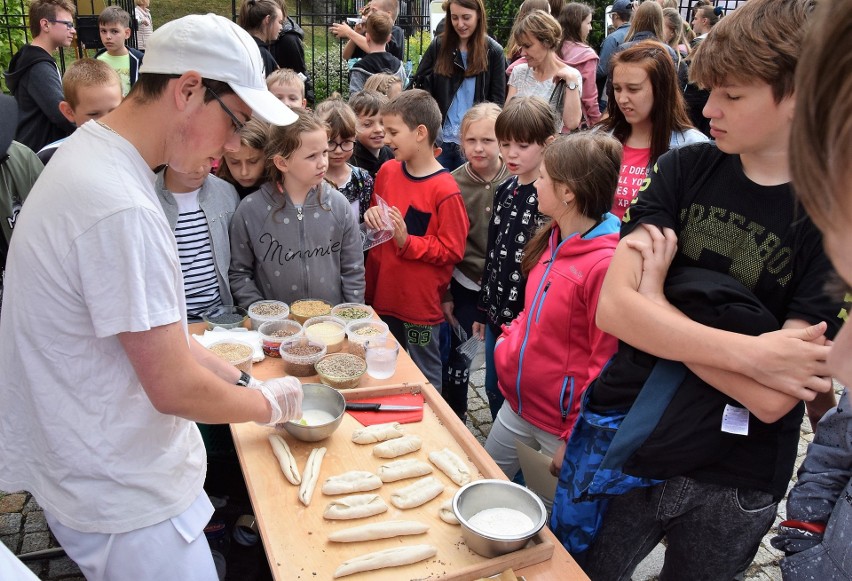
[409,0,507,171]
[238,0,282,78]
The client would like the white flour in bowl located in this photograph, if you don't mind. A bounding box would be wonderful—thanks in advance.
[468,507,535,536]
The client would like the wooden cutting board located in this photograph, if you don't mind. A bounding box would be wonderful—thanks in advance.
[233,383,553,580]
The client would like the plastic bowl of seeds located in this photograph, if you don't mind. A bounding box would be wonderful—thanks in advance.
[330,303,374,323]
[207,339,254,374]
[345,319,390,358]
[315,353,367,390]
[289,299,333,324]
[258,319,303,358]
[303,315,347,353]
[202,305,248,330]
[247,300,290,330]
[279,336,327,377]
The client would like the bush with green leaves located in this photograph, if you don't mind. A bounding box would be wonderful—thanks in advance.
[310,49,350,101]
[1,2,27,94]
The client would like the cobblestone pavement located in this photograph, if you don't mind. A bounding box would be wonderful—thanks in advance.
[0,360,836,580]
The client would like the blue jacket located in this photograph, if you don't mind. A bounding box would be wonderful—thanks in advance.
[95,46,144,90]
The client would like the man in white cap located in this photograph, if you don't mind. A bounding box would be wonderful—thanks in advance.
[0,15,300,580]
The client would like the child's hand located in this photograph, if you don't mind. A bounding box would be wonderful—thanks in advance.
[389,206,407,248]
[549,440,567,477]
[330,22,355,40]
[363,206,386,230]
[624,224,677,304]
[442,301,458,327]
[472,322,486,341]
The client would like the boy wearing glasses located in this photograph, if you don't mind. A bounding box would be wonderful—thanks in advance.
[4,0,76,152]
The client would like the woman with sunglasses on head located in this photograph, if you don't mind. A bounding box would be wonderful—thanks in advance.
[507,9,583,133]
[409,0,507,171]
[599,40,707,220]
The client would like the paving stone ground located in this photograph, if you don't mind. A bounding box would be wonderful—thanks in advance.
[1,352,835,579]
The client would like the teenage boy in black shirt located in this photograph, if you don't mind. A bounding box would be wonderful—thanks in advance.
[555,1,843,578]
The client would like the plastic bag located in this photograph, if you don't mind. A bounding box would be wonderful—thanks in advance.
[360,194,394,251]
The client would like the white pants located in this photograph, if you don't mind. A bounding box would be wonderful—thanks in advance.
[484,401,562,481]
[44,492,217,581]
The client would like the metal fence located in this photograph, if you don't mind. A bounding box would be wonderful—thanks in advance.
[1,0,750,96]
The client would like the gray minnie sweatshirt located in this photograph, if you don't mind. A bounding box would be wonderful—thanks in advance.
[228,181,365,308]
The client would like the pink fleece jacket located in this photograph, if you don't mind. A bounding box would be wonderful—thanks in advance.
[559,41,601,127]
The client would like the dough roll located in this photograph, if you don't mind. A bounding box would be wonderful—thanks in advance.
[372,435,422,459]
[327,520,429,543]
[323,494,389,520]
[322,471,383,495]
[428,448,472,486]
[333,544,437,578]
[268,434,301,485]
[390,476,445,509]
[377,459,433,483]
[439,500,459,525]
[298,446,326,506]
[351,422,404,444]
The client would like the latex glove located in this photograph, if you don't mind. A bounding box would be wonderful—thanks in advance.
[257,377,303,426]
[248,376,264,389]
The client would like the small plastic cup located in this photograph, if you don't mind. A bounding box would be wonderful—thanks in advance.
[330,303,374,323]
[364,336,400,380]
[207,339,254,374]
[258,319,303,358]
[202,305,248,330]
[345,319,390,358]
[279,336,326,377]
[303,315,347,353]
[247,300,290,330]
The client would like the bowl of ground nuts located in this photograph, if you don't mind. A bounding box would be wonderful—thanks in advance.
[247,300,290,330]
[330,302,374,323]
[289,298,333,324]
[279,336,327,377]
[314,353,368,389]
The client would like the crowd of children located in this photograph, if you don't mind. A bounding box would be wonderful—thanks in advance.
[2,0,848,579]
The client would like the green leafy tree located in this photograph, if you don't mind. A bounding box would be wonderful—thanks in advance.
[1,2,27,94]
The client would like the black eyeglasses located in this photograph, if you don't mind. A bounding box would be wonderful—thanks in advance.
[327,140,356,152]
[48,19,75,29]
[203,83,245,135]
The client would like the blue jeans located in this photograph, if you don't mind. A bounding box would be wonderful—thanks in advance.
[484,325,504,420]
[436,141,464,172]
[582,476,777,580]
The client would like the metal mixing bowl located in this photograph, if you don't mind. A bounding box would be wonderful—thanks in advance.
[279,383,345,442]
[452,479,547,558]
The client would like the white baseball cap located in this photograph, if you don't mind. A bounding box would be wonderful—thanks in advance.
[139,13,296,126]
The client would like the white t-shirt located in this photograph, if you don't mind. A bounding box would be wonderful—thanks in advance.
[0,121,206,534]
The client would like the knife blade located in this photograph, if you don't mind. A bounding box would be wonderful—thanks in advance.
[345,402,422,412]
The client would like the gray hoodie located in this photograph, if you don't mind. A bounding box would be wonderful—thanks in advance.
[771,389,852,579]
[228,181,365,308]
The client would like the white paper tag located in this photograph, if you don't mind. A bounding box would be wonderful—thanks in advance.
[721,404,749,436]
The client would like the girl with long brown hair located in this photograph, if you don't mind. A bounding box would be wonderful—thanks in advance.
[409,0,507,170]
[599,40,707,218]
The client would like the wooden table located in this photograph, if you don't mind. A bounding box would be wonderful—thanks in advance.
[199,323,587,580]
